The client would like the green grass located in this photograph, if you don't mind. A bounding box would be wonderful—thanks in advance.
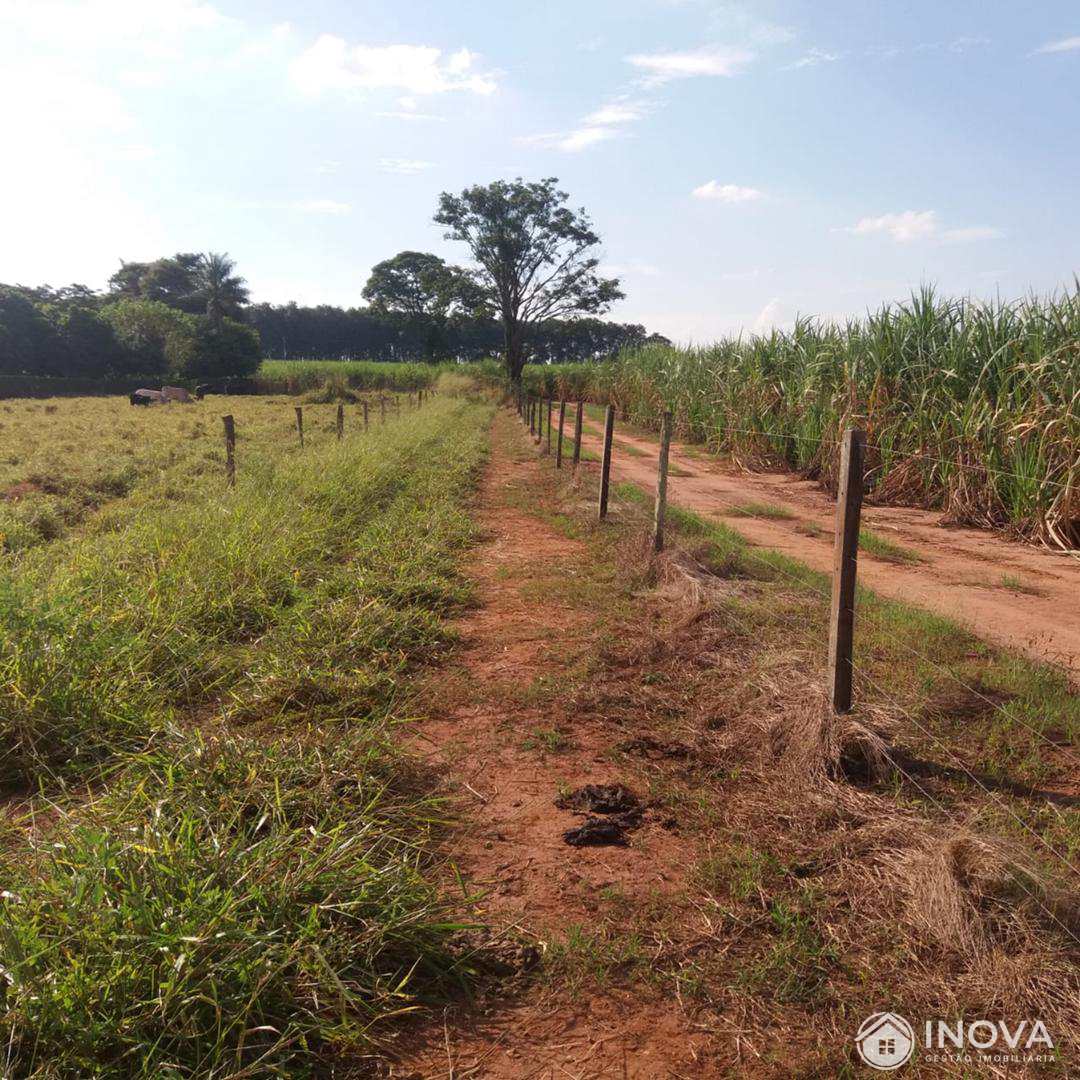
[0,396,495,1075]
[999,572,1046,596]
[858,527,923,564]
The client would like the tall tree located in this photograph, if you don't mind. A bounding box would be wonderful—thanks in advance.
[434,177,623,381]
[362,251,464,320]
[195,252,249,325]
[362,251,472,361]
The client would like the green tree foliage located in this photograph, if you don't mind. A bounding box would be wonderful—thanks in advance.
[361,251,475,361]
[1,252,258,383]
[52,306,128,377]
[108,253,205,314]
[100,299,196,378]
[184,316,261,379]
[195,252,250,325]
[0,287,58,375]
[107,251,249,324]
[101,299,260,381]
[434,178,623,381]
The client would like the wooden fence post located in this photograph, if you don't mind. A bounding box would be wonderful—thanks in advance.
[546,399,553,453]
[556,400,566,468]
[222,414,235,487]
[828,428,867,715]
[653,411,672,553]
[573,400,584,468]
[295,406,304,448]
[529,398,536,438]
[598,404,615,519]
[535,399,544,445]
[336,402,344,440]
[363,400,369,431]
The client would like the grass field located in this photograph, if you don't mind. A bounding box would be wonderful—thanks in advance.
[0,393,421,553]
[0,393,494,1075]
[519,287,1080,550]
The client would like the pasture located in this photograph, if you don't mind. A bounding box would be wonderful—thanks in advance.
[0,392,414,552]
[0,390,492,1074]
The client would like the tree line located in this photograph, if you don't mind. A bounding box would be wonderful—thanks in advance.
[0,178,667,383]
[0,254,261,383]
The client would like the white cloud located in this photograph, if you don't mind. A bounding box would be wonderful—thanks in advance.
[848,209,938,242]
[1034,35,1080,54]
[844,210,1003,243]
[948,35,990,53]
[522,97,647,153]
[583,101,646,125]
[290,36,498,97]
[377,158,435,174]
[625,46,754,85]
[788,47,841,69]
[315,160,341,174]
[692,181,764,203]
[752,297,793,332]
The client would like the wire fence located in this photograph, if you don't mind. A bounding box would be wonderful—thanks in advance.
[515,391,1080,913]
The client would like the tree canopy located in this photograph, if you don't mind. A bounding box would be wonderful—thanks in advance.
[435,177,624,380]
[108,251,249,323]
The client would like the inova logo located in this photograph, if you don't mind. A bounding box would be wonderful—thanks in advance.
[855,1012,915,1071]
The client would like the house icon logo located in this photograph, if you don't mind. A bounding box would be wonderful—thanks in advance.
[855,1012,915,1070]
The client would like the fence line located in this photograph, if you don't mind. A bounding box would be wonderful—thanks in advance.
[509,393,1075,829]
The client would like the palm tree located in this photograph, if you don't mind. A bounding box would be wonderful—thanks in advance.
[196,252,249,325]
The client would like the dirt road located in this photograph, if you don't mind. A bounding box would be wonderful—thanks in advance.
[394,414,719,1077]
[572,417,1080,678]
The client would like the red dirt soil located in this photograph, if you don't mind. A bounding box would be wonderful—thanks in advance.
[574,417,1080,677]
[392,416,723,1078]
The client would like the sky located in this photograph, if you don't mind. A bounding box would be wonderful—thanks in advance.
[1,0,1078,343]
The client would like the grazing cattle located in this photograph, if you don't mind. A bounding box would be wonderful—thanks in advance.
[130,389,166,405]
[162,385,192,403]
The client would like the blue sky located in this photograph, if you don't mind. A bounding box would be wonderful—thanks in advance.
[2,0,1077,342]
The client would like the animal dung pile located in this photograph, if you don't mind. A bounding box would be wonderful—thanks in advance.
[556,783,645,847]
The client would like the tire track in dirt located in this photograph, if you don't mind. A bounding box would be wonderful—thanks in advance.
[573,418,1080,677]
[393,412,721,1079]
